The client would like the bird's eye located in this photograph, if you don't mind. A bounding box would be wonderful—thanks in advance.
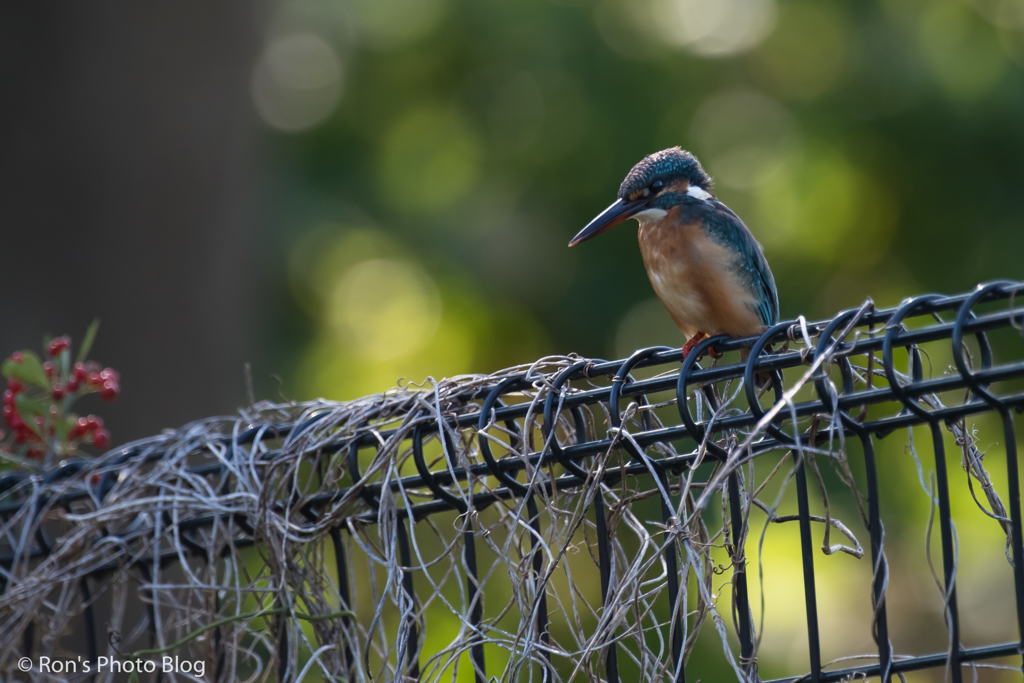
[651,180,664,192]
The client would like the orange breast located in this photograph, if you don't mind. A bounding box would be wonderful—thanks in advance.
[637,208,764,340]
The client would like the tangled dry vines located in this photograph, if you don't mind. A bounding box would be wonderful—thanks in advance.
[1,281,1023,682]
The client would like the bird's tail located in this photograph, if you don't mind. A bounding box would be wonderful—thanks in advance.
[740,347,774,392]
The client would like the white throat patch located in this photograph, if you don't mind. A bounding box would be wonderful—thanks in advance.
[686,185,711,201]
[633,207,668,227]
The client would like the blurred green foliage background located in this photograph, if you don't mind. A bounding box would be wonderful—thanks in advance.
[252,0,1024,405]
[242,2,1024,677]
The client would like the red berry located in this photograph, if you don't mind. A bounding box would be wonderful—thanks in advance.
[100,367,120,382]
[9,413,24,429]
[14,423,33,441]
[101,382,119,401]
[26,448,43,460]
[86,415,103,430]
[7,379,22,393]
[70,417,89,439]
[52,384,65,400]
[66,379,79,392]
[88,372,103,387]
[47,336,71,357]
[10,352,23,363]
[74,363,87,381]
[43,361,54,379]
[92,429,111,449]
[90,473,101,486]
[2,390,14,407]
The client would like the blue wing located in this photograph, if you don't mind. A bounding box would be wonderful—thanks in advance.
[702,200,779,328]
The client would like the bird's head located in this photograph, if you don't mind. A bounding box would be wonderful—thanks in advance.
[569,147,712,247]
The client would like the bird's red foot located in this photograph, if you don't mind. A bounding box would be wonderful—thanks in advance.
[707,344,723,360]
[681,331,708,359]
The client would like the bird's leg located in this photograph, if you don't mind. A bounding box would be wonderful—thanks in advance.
[681,331,707,359]
[707,343,723,360]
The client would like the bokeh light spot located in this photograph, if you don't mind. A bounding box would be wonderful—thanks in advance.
[327,258,442,361]
[647,0,777,57]
[288,227,401,315]
[689,89,800,189]
[753,2,850,100]
[251,33,343,132]
[593,0,666,61]
[350,0,448,50]
[754,147,899,264]
[919,2,1007,100]
[380,105,481,213]
[971,0,1024,31]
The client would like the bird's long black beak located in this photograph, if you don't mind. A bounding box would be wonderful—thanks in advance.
[568,197,646,247]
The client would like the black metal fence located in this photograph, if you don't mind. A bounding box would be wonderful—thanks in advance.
[2,280,1024,682]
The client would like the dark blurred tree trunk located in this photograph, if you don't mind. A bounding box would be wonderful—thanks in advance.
[0,3,263,441]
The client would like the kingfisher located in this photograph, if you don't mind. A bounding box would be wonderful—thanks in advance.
[569,147,779,361]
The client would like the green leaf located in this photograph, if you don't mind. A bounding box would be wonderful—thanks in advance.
[2,351,48,387]
[15,394,48,418]
[14,395,48,439]
[77,318,101,364]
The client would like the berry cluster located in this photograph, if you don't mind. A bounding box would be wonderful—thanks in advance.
[68,414,110,448]
[1,323,117,465]
[62,360,121,401]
